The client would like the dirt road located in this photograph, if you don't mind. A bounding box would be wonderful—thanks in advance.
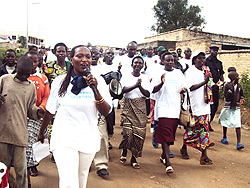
[30,110,250,188]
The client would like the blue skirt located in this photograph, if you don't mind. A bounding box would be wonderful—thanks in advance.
[218,108,241,128]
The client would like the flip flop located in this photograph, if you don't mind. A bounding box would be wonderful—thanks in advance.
[237,143,244,150]
[160,157,166,165]
[131,162,140,169]
[166,166,174,173]
[200,157,213,165]
[120,156,126,164]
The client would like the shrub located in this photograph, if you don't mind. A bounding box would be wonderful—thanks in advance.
[240,72,250,107]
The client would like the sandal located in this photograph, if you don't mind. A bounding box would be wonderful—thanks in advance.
[131,162,140,169]
[120,156,126,164]
[237,143,244,150]
[221,138,229,145]
[30,166,38,177]
[166,166,174,173]
[169,151,174,158]
[160,157,166,165]
[200,157,213,165]
[180,149,189,159]
[207,141,215,148]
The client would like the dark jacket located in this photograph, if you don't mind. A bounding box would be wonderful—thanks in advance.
[205,56,224,83]
[0,63,16,77]
[224,82,244,109]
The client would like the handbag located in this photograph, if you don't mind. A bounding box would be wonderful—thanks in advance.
[179,93,196,127]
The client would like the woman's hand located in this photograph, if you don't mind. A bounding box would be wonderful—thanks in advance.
[205,73,211,84]
[83,74,98,89]
[179,87,186,94]
[38,132,46,144]
[161,73,166,84]
[136,78,142,87]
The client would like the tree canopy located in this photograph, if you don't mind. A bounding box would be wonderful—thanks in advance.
[151,0,206,34]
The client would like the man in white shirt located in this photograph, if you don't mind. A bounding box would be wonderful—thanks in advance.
[179,47,192,68]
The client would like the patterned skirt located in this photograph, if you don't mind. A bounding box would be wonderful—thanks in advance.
[183,114,210,152]
[26,118,42,167]
[119,97,147,158]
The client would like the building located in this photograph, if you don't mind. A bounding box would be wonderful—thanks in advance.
[0,30,44,48]
[138,28,250,76]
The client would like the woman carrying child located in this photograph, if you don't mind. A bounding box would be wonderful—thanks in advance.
[218,71,245,150]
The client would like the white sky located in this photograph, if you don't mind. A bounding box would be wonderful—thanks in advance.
[1,0,250,48]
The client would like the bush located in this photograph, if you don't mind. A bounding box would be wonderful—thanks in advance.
[240,72,250,107]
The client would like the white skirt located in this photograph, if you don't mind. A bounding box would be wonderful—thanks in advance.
[218,108,241,128]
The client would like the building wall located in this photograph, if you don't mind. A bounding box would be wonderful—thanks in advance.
[217,50,250,78]
[144,28,250,45]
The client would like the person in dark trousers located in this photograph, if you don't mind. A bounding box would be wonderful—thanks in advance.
[205,46,224,131]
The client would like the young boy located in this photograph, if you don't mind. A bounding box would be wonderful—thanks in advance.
[0,56,44,187]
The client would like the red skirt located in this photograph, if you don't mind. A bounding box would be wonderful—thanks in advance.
[154,118,178,145]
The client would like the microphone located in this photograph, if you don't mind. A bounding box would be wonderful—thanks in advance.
[83,68,99,97]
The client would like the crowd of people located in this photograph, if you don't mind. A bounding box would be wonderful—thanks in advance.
[0,41,245,188]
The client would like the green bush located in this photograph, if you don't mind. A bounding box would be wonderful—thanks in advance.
[240,72,250,107]
[0,47,27,64]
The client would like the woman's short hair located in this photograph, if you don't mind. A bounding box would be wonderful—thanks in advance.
[52,42,68,54]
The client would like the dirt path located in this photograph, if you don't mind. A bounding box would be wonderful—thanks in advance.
[30,110,250,188]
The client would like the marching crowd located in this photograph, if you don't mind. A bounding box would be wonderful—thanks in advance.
[0,41,245,188]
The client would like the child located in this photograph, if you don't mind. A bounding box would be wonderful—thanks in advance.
[224,67,236,83]
[26,51,50,181]
[218,71,245,150]
[0,56,44,188]
[0,49,16,77]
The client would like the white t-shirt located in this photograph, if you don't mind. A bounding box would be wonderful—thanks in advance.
[152,68,185,119]
[113,55,135,75]
[46,74,112,154]
[121,73,151,99]
[185,65,210,116]
[144,56,160,79]
[179,58,192,68]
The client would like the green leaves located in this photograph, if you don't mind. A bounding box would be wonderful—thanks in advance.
[151,0,206,33]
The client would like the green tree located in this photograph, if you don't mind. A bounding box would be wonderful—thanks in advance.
[17,36,27,48]
[151,0,206,34]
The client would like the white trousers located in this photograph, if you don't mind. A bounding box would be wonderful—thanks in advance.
[53,147,95,188]
[93,115,109,170]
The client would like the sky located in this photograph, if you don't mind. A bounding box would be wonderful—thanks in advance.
[1,0,250,48]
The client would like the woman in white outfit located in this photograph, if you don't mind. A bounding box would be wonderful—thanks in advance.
[38,45,112,188]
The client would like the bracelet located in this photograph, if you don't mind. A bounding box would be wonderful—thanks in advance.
[95,97,104,104]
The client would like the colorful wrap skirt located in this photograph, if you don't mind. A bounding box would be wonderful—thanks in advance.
[183,114,210,152]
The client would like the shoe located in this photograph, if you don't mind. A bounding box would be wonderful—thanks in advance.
[120,156,126,164]
[221,138,229,145]
[237,143,244,150]
[166,166,174,173]
[169,151,174,158]
[97,169,109,177]
[207,141,215,148]
[108,142,113,150]
[200,157,213,165]
[180,149,189,159]
[160,157,166,165]
[30,166,38,177]
[131,162,140,169]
